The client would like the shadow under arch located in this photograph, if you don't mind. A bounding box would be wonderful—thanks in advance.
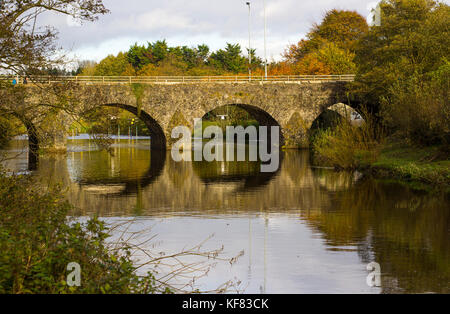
[0,110,39,170]
[310,103,365,133]
[101,103,167,151]
[201,103,285,146]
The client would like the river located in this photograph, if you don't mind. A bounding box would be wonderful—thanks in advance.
[2,137,449,293]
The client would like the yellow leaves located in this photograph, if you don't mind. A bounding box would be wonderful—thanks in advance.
[294,54,331,75]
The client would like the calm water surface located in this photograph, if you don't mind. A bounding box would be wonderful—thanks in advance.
[2,138,449,293]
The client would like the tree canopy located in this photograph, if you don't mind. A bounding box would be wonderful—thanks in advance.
[0,0,108,75]
[281,9,367,75]
[353,0,450,107]
[79,41,264,76]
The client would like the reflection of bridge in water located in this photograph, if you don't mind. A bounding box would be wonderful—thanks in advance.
[33,148,358,217]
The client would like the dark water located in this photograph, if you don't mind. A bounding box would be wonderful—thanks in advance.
[2,138,449,293]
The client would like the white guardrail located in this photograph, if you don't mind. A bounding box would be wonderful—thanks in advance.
[0,74,355,84]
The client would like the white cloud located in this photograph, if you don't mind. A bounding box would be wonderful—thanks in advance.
[113,8,212,32]
[45,0,385,62]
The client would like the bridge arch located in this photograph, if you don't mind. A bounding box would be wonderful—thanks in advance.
[198,103,285,146]
[311,103,364,131]
[101,103,166,151]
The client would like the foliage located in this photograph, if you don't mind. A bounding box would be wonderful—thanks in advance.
[314,43,356,74]
[86,41,262,76]
[283,9,366,75]
[0,0,108,75]
[0,115,26,148]
[353,0,450,109]
[380,61,450,146]
[208,43,249,74]
[0,173,161,294]
[293,53,331,75]
[93,52,129,76]
[284,9,367,62]
[312,112,384,169]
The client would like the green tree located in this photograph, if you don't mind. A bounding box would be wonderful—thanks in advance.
[127,43,152,70]
[353,0,450,109]
[151,40,169,63]
[353,0,450,145]
[93,52,129,76]
[208,43,248,74]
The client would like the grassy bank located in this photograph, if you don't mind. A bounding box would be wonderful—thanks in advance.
[363,144,450,189]
[311,118,449,190]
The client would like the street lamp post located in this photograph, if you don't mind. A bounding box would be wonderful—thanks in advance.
[246,2,251,81]
[264,0,268,80]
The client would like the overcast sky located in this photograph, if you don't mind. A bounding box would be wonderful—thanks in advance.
[37,0,388,63]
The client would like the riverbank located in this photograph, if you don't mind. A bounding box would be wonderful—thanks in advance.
[361,143,450,192]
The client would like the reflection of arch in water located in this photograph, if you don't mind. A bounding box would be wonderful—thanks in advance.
[0,110,39,170]
[74,150,166,196]
[199,104,285,146]
[99,103,167,151]
[192,151,283,192]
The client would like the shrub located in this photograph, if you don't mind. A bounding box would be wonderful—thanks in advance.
[0,172,161,294]
[312,113,384,169]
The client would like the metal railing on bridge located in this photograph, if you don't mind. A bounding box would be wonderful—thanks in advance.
[0,74,355,85]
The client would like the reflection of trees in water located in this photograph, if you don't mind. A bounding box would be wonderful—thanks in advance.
[303,179,450,293]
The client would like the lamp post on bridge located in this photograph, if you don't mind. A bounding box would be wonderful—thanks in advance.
[246,1,251,82]
[264,0,268,80]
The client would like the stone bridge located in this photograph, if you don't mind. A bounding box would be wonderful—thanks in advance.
[2,81,357,166]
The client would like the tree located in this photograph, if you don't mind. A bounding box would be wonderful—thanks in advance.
[285,10,368,63]
[353,0,450,145]
[0,1,109,168]
[208,43,248,74]
[315,43,356,74]
[93,52,129,76]
[74,60,97,75]
[294,53,331,75]
[353,0,450,108]
[0,0,108,75]
[178,44,210,69]
[309,9,369,51]
[127,43,152,70]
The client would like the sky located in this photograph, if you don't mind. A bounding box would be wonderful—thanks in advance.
[36,0,386,64]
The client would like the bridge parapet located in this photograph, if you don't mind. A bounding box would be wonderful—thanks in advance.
[0,75,355,85]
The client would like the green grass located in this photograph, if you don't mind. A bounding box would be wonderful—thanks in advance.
[366,143,450,188]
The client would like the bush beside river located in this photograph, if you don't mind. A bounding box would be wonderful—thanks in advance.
[0,170,165,294]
